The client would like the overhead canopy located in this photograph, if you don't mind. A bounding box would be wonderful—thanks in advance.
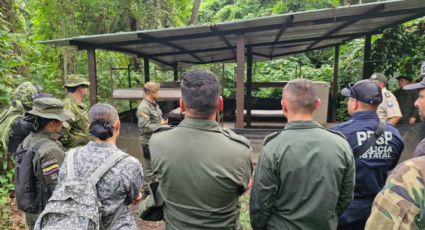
[42,0,425,69]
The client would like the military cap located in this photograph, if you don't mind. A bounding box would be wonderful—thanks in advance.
[144,82,160,93]
[341,79,383,105]
[13,82,39,110]
[28,97,74,121]
[404,62,425,90]
[370,73,388,85]
[64,74,90,87]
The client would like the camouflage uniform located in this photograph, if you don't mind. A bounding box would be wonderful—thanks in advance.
[365,156,425,230]
[136,82,164,196]
[0,82,38,154]
[61,74,91,149]
[19,98,74,230]
[62,96,90,148]
[57,141,143,229]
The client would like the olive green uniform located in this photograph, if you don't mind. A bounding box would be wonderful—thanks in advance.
[366,156,425,229]
[61,97,90,149]
[150,118,253,230]
[250,120,355,230]
[137,98,163,194]
[21,131,66,229]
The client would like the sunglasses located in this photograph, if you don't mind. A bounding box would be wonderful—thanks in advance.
[348,83,359,100]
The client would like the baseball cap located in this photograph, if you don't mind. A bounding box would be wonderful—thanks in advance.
[65,74,90,87]
[404,62,425,90]
[28,97,74,122]
[369,73,387,85]
[341,79,383,105]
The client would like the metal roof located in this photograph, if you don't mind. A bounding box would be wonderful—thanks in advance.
[42,0,425,69]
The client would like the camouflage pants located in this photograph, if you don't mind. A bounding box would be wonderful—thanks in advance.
[141,144,156,198]
[25,212,40,230]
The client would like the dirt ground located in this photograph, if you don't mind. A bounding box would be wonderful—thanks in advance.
[6,195,164,230]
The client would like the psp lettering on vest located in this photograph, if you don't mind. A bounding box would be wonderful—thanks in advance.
[356,131,393,159]
[356,131,392,146]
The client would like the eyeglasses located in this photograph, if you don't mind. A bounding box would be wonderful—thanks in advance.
[348,83,359,100]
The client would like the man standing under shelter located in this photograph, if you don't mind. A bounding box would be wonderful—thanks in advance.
[250,79,355,230]
[62,74,91,149]
[149,69,252,229]
[137,81,168,198]
[394,75,419,125]
[370,73,402,125]
[332,79,404,230]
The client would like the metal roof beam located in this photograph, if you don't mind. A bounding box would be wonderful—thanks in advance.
[137,33,205,63]
[270,15,294,57]
[209,25,236,58]
[307,4,385,50]
[64,7,424,50]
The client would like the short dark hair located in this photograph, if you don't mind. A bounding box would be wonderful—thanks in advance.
[66,85,88,93]
[283,79,319,113]
[181,69,221,117]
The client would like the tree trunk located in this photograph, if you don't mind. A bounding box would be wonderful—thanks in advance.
[190,0,201,25]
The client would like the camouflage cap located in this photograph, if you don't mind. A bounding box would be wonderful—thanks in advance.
[144,82,160,93]
[64,74,90,87]
[370,73,388,85]
[28,97,74,122]
[13,82,39,110]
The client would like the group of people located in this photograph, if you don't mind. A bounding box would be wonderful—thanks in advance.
[1,67,425,230]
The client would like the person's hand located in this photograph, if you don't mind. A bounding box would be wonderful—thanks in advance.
[132,192,143,205]
[409,117,416,125]
[160,119,168,125]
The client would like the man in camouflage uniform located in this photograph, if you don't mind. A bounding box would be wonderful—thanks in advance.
[149,69,252,229]
[61,74,91,149]
[0,82,38,155]
[136,81,168,197]
[370,73,402,125]
[394,75,419,125]
[250,79,355,230]
[19,97,74,229]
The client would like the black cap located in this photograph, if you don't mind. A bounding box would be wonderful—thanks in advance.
[341,79,383,105]
[404,62,425,90]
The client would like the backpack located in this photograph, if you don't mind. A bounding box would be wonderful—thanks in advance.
[34,148,128,230]
[14,140,49,213]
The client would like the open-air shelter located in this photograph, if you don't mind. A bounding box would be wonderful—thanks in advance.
[42,0,425,128]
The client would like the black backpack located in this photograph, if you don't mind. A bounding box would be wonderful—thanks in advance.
[14,140,49,213]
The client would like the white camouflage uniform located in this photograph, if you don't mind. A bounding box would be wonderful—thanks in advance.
[58,141,143,229]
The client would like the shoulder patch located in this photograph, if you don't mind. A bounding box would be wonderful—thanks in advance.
[153,125,174,133]
[263,131,283,145]
[221,128,250,148]
[384,92,392,98]
[326,129,347,140]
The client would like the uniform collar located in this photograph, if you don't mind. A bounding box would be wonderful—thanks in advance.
[67,96,86,108]
[32,130,61,141]
[143,97,158,106]
[351,111,379,119]
[284,120,322,130]
[87,141,118,149]
[178,117,221,132]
